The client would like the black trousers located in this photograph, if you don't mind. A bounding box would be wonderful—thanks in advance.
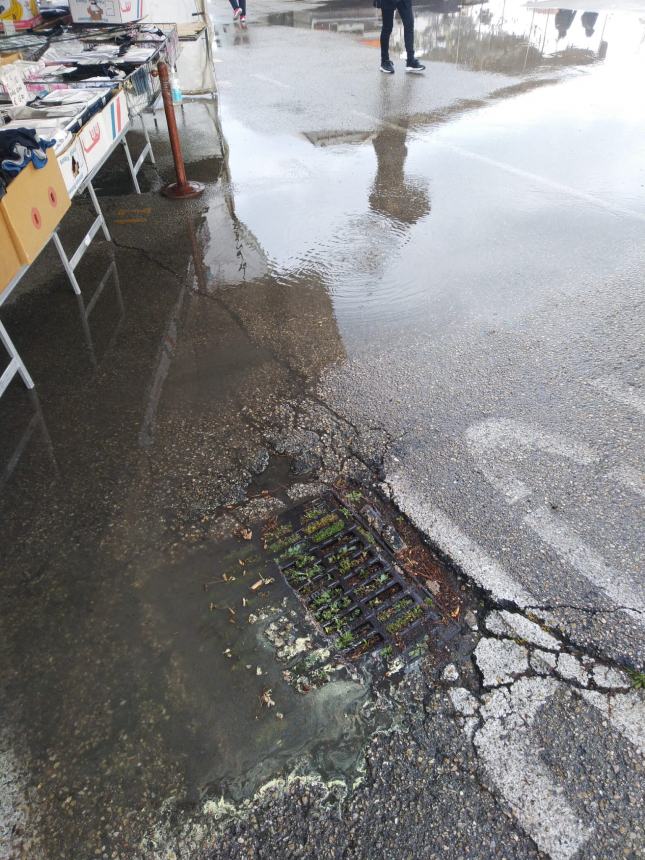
[228,0,246,14]
[380,0,415,63]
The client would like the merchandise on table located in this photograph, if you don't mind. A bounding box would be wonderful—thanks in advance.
[0,0,42,31]
[68,0,145,26]
[0,126,56,175]
[2,118,72,151]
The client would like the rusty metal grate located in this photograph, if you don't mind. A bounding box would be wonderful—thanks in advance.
[264,492,439,659]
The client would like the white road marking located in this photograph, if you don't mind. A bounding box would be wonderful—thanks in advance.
[475,677,593,860]
[607,464,645,499]
[591,375,645,416]
[465,418,598,504]
[251,73,293,89]
[580,689,645,756]
[353,110,645,224]
[466,674,645,859]
[388,472,536,607]
[525,506,644,621]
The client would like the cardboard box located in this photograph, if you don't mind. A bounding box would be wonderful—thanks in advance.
[78,108,110,173]
[0,210,23,294]
[0,0,41,31]
[68,0,144,25]
[57,136,89,196]
[0,156,71,264]
[104,89,128,142]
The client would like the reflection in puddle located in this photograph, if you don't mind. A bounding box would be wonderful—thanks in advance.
[267,0,627,74]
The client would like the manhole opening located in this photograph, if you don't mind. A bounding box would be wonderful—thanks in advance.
[263,490,442,660]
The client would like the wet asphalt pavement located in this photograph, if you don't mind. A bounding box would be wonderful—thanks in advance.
[1,1,644,858]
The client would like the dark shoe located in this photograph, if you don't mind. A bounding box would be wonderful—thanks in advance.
[380,60,395,74]
[405,58,426,73]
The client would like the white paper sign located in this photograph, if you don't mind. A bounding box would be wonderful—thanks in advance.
[0,66,28,106]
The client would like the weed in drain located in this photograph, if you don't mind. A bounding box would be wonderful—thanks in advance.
[409,638,428,659]
[424,596,434,607]
[346,490,363,503]
[369,584,402,610]
[264,523,292,543]
[356,526,375,546]
[301,505,328,524]
[324,607,361,635]
[311,588,341,609]
[381,645,393,659]
[287,563,323,585]
[311,519,346,543]
[628,669,645,689]
[278,542,308,563]
[378,597,413,624]
[336,630,355,649]
[349,632,381,658]
[317,596,352,623]
[387,604,424,635]
[267,531,300,554]
[303,512,339,536]
[354,577,386,600]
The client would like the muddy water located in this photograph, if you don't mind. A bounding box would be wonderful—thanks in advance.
[0,146,376,855]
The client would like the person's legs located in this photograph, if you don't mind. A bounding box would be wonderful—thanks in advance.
[239,0,246,17]
[396,0,415,62]
[228,0,239,10]
[380,6,395,63]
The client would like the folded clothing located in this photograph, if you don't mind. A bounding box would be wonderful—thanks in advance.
[0,127,56,177]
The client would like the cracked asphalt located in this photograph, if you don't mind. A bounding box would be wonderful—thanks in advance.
[1,0,644,858]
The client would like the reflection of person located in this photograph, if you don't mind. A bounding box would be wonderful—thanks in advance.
[377,0,426,74]
[369,119,430,225]
[555,9,576,39]
[228,0,246,24]
[581,11,599,36]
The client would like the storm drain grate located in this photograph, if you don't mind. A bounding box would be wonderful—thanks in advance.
[264,492,439,659]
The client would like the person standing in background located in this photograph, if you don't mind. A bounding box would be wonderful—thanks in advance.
[376,0,426,74]
[228,0,247,23]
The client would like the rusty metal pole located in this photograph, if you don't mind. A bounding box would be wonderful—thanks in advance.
[156,61,204,199]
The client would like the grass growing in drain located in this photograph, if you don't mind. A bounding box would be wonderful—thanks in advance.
[310,519,346,543]
[277,542,308,563]
[265,523,292,543]
[377,597,413,623]
[355,574,387,600]
[287,563,323,585]
[387,604,424,635]
[346,490,363,503]
[324,607,360,634]
[336,630,355,649]
[267,531,300,554]
[303,512,339,536]
[311,587,343,608]
[316,596,352,623]
[356,526,375,546]
[628,669,645,689]
[301,506,328,524]
[338,552,367,576]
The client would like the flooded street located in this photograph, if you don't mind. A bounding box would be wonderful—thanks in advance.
[1,1,644,858]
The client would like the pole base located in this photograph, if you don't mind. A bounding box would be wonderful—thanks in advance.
[161,180,205,200]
